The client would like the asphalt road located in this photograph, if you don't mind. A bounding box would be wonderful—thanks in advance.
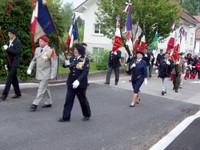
[0,75,199,150]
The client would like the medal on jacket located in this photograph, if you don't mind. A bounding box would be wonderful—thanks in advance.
[76,56,86,70]
[42,52,49,61]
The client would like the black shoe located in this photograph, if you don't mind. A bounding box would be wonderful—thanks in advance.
[11,94,21,99]
[129,104,135,107]
[30,104,37,111]
[104,82,109,85]
[115,83,118,86]
[0,95,7,101]
[41,104,52,108]
[175,89,178,93]
[161,91,165,96]
[82,117,90,121]
[58,118,70,122]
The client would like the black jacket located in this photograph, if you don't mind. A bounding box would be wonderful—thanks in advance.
[158,59,174,78]
[6,38,22,67]
[64,55,90,88]
[108,50,121,68]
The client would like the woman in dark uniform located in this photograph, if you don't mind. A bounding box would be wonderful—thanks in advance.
[129,51,147,107]
[59,43,91,122]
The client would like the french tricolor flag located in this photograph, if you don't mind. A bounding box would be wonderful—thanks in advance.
[124,1,132,13]
[31,0,56,53]
[172,21,176,31]
[65,14,79,53]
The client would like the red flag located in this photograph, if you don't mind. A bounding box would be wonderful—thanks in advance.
[139,34,146,51]
[171,44,179,61]
[171,35,180,61]
[133,39,139,54]
[166,32,175,52]
[112,28,122,52]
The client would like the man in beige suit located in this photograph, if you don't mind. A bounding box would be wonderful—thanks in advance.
[27,36,57,111]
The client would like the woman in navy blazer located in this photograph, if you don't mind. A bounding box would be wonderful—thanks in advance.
[129,51,147,107]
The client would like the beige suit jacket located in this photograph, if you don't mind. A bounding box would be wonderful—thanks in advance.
[28,45,58,80]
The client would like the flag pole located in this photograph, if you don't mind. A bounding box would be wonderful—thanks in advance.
[45,3,68,60]
[0,26,11,66]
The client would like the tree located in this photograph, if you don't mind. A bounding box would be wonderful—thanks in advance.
[0,0,68,80]
[95,0,180,46]
[180,0,200,15]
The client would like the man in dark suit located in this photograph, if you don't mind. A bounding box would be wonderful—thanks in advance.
[0,28,22,101]
[104,50,121,85]
[158,52,174,95]
[59,43,91,122]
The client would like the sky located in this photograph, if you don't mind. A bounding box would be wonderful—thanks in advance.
[61,0,85,8]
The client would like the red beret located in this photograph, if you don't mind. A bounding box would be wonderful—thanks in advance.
[40,36,49,43]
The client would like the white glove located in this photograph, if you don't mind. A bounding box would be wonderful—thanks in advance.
[144,78,148,85]
[155,69,158,74]
[175,61,179,65]
[130,63,136,69]
[3,45,8,50]
[145,54,147,57]
[113,52,117,55]
[189,64,192,70]
[5,65,8,70]
[192,66,196,68]
[64,60,70,66]
[72,80,80,89]
[27,69,32,75]
[166,60,170,65]
[50,75,54,80]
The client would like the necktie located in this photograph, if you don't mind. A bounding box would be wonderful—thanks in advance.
[40,49,43,53]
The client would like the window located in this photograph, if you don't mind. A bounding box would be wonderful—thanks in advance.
[92,47,104,61]
[94,24,101,34]
[190,33,194,45]
[185,32,187,41]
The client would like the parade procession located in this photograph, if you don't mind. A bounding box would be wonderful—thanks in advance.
[0,0,200,150]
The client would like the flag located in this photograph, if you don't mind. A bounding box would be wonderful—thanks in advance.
[151,32,158,51]
[139,33,146,51]
[172,21,176,31]
[124,9,132,47]
[124,9,132,41]
[171,36,180,61]
[65,14,79,52]
[112,28,122,52]
[133,38,139,54]
[179,27,185,53]
[132,22,141,54]
[124,1,132,13]
[112,17,122,52]
[166,31,175,52]
[166,21,176,53]
[31,0,56,52]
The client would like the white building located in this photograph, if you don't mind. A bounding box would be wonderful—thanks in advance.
[75,0,200,57]
[158,9,199,54]
[75,0,112,52]
[194,16,200,54]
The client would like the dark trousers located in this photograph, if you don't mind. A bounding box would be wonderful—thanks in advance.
[105,67,119,84]
[62,86,91,120]
[173,74,181,90]
[197,71,200,79]
[2,66,21,97]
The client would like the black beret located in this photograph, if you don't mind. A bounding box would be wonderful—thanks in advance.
[179,52,185,55]
[136,50,144,56]
[7,28,17,35]
[75,43,85,56]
